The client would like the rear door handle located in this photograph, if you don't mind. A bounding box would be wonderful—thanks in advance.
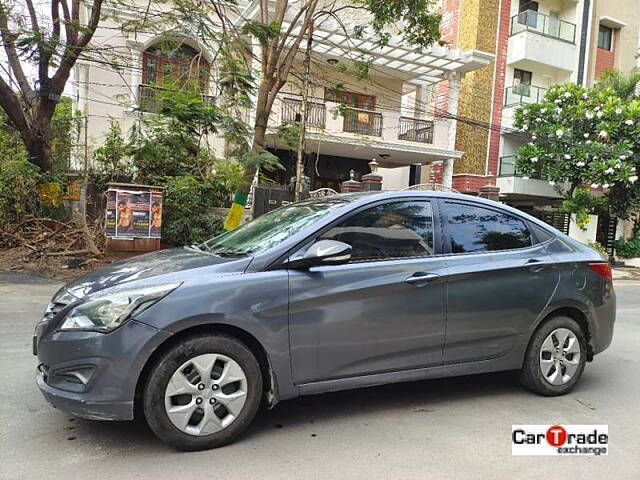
[405,272,440,286]
[525,259,549,271]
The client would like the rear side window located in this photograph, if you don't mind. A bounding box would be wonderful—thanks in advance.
[319,201,434,261]
[444,202,532,253]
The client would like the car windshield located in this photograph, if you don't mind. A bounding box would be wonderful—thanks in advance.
[201,197,350,256]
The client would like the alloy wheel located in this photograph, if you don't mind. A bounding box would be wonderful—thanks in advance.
[539,328,581,386]
[164,353,248,436]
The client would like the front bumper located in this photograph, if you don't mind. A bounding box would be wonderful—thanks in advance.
[35,319,171,421]
[36,366,133,421]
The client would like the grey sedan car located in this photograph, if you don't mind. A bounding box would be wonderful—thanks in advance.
[34,191,615,450]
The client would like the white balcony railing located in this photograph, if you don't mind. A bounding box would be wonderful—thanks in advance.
[272,94,437,146]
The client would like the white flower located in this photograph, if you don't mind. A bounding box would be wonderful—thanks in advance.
[595,106,601,111]
[564,92,571,98]
[532,134,537,140]
[599,130,608,138]
[616,108,623,115]
[605,168,614,174]
[587,140,593,144]
[582,93,589,99]
[615,163,622,168]
[555,99,562,104]
[585,112,594,119]
[557,108,563,113]
[576,161,586,167]
[625,119,634,126]
[591,183,599,188]
[602,183,610,189]
[556,129,564,137]
[596,111,604,118]
[630,175,638,183]
[549,181,556,186]
[564,154,571,159]
[541,108,547,113]
[531,157,539,163]
[522,124,529,131]
[584,133,590,138]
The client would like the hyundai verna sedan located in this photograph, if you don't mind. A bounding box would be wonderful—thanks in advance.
[34,192,616,450]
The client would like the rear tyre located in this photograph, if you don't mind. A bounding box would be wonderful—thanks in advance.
[519,316,587,396]
[143,334,263,451]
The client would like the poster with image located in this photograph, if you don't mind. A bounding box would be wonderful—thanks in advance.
[149,191,163,238]
[105,188,163,239]
[105,190,117,237]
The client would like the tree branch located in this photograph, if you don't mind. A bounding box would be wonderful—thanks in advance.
[0,0,35,101]
[0,75,31,134]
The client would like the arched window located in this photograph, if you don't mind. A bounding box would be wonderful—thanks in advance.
[142,42,210,92]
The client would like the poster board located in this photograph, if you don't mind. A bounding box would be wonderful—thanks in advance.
[105,188,163,239]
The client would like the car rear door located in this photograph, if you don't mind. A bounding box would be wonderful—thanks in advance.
[439,200,560,364]
[287,199,447,384]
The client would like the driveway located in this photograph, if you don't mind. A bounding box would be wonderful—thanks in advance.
[1,272,638,480]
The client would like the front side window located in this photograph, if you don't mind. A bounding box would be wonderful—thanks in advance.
[444,202,532,254]
[319,201,434,261]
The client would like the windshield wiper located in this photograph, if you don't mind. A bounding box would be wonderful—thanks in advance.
[209,248,248,257]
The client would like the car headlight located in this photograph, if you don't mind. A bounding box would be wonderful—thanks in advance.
[59,283,181,333]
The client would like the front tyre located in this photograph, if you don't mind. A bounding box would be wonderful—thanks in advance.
[519,316,587,396]
[143,334,263,451]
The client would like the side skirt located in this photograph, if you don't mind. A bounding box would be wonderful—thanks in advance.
[297,343,527,396]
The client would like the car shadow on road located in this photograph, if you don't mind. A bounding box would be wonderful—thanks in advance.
[65,370,522,452]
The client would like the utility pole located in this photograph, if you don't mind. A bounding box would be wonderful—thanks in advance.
[294,19,314,202]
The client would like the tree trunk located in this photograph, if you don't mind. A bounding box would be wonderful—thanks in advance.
[21,129,53,172]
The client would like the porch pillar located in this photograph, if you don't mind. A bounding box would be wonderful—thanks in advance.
[443,71,462,189]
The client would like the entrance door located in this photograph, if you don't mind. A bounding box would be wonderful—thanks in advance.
[288,200,447,384]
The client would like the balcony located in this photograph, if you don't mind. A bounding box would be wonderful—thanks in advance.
[497,156,562,199]
[507,11,578,72]
[499,155,546,179]
[510,11,576,44]
[138,84,214,113]
[398,117,434,143]
[267,94,461,166]
[280,97,326,129]
[504,84,547,107]
[342,108,383,137]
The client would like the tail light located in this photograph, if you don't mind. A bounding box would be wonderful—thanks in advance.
[589,263,612,281]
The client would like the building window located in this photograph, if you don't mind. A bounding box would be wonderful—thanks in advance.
[142,42,209,91]
[598,25,613,51]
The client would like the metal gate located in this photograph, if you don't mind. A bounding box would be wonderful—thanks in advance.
[534,211,571,235]
[596,215,618,260]
[252,185,293,218]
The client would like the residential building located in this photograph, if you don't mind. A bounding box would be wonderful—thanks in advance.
[431,0,640,210]
[73,1,493,191]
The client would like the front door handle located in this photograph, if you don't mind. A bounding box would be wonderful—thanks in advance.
[525,259,549,272]
[405,272,440,286]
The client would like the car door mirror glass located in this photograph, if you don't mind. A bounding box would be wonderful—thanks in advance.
[287,240,352,269]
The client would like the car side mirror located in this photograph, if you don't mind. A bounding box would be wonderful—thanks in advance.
[286,239,352,269]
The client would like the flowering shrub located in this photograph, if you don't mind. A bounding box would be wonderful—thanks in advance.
[514,83,640,218]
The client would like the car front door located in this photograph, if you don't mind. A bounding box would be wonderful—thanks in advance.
[440,200,560,364]
[287,199,447,384]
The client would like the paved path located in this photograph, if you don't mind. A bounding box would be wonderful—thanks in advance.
[1,273,638,479]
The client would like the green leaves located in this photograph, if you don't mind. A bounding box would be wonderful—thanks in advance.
[354,0,441,50]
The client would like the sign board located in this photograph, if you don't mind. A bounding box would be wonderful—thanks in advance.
[105,188,163,239]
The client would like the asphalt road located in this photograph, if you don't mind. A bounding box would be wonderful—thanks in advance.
[1,271,639,480]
